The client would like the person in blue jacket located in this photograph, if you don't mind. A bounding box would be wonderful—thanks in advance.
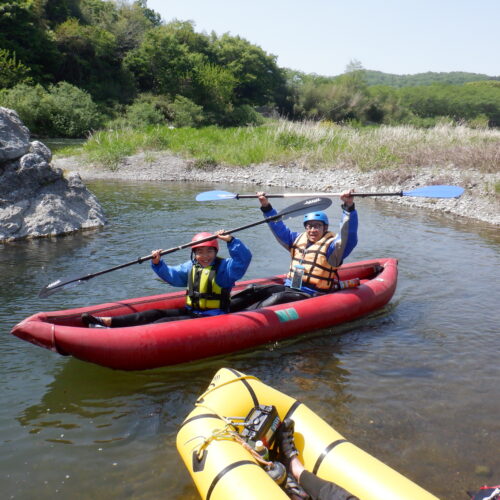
[81,230,252,327]
[231,190,357,311]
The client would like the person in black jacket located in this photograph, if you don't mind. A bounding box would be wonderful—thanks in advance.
[278,419,359,500]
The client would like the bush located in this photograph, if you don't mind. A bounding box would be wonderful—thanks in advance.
[122,93,173,127]
[126,100,164,127]
[48,82,103,137]
[467,114,490,129]
[192,155,218,169]
[403,113,452,128]
[220,104,264,127]
[0,84,49,132]
[114,94,205,129]
[0,82,102,137]
[168,95,204,128]
[276,130,314,149]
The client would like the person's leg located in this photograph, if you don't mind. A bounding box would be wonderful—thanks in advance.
[150,309,195,323]
[230,284,286,311]
[278,419,358,500]
[111,308,190,327]
[299,471,358,500]
[81,313,109,327]
[248,289,310,309]
[82,309,182,328]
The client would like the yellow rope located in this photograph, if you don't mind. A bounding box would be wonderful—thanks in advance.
[185,401,273,466]
[185,371,271,466]
[185,422,271,466]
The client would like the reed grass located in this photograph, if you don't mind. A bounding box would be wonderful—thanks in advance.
[55,119,500,174]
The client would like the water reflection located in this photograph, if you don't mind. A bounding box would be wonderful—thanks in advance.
[16,359,201,445]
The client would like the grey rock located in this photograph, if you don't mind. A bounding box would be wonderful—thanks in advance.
[0,107,30,161]
[0,108,106,243]
[29,140,52,163]
[0,158,107,242]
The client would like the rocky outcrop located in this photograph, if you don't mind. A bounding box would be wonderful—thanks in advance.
[0,107,106,243]
[0,107,30,161]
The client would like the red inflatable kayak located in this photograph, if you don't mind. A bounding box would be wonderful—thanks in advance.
[11,258,397,370]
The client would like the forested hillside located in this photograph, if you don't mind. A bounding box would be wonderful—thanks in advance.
[362,70,499,87]
[1,0,499,136]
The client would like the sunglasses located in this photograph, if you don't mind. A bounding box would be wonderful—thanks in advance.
[305,222,324,230]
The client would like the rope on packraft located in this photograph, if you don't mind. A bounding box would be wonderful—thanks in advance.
[185,421,273,466]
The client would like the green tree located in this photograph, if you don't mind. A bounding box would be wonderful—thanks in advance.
[0,0,59,81]
[53,17,135,102]
[0,49,33,88]
[111,1,159,55]
[133,0,162,27]
[53,19,112,81]
[79,0,118,27]
[43,0,82,27]
[212,34,286,106]
[77,0,160,56]
[191,62,237,119]
[293,70,370,122]
[123,25,195,95]
[345,58,364,73]
[163,20,212,55]
[367,85,409,124]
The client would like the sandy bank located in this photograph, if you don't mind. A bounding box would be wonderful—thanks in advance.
[56,152,500,226]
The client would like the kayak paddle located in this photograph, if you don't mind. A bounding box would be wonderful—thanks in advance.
[38,196,332,298]
[196,185,465,201]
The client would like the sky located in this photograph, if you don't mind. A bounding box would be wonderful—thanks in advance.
[146,0,499,77]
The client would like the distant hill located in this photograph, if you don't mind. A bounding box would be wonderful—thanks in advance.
[284,68,500,88]
[361,70,500,87]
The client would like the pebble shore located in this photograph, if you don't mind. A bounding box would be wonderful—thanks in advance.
[57,152,500,226]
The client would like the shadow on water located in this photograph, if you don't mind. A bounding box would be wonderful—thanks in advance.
[16,359,201,444]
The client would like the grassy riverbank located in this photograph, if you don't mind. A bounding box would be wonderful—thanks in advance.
[55,119,500,192]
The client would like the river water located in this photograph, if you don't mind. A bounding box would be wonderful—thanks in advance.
[1,180,499,500]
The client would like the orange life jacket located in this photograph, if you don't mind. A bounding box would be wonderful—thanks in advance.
[287,231,338,291]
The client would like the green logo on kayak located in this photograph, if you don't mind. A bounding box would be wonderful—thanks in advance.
[275,308,299,322]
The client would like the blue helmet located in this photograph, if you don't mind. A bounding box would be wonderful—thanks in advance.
[303,211,329,227]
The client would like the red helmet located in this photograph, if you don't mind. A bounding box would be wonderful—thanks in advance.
[191,232,219,250]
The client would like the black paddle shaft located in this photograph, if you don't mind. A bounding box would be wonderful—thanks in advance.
[157,196,330,258]
[38,197,331,298]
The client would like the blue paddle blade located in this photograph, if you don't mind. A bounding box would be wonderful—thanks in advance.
[196,190,237,201]
[403,185,464,199]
